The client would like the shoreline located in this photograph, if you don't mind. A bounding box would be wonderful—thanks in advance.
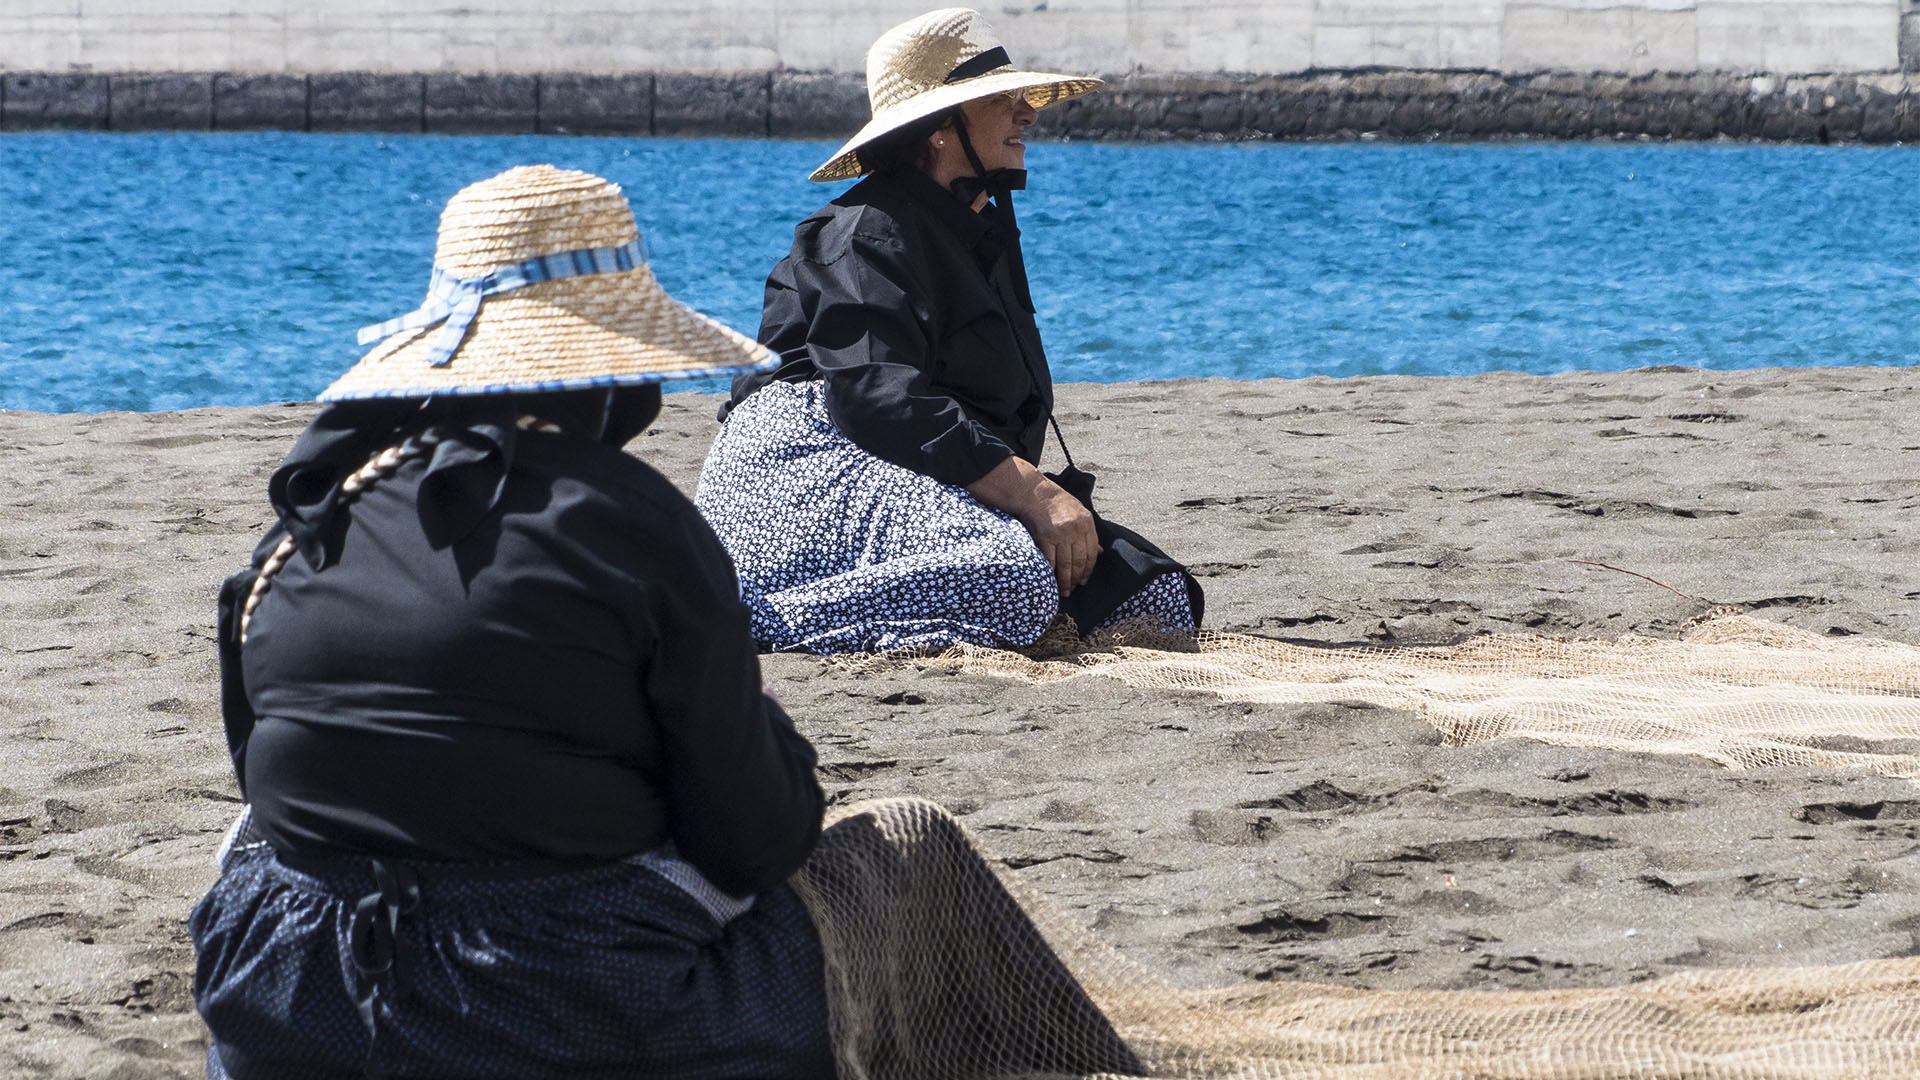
[17,361,1920,420]
[6,365,1920,1077]
[2,69,1915,142]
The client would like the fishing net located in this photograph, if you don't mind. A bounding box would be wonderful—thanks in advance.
[798,798,1920,1080]
[797,617,1920,1077]
[848,614,1920,778]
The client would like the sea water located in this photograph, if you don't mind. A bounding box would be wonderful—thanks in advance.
[1,132,1913,413]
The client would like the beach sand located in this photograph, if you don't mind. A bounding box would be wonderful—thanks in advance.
[6,366,1920,1077]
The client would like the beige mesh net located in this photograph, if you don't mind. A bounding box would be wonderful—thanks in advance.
[799,618,1920,1077]
[800,798,1920,1080]
[846,615,1920,778]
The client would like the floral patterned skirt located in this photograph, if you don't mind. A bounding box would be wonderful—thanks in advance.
[695,380,1192,654]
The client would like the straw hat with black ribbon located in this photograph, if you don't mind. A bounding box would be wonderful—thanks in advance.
[322,164,775,401]
[810,7,1103,184]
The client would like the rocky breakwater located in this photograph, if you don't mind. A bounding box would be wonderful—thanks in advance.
[0,68,1914,141]
[1051,70,1919,142]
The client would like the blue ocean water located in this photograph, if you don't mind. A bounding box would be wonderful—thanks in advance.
[0,132,1913,413]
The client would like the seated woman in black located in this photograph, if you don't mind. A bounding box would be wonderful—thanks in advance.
[190,165,830,1080]
[192,164,1141,1080]
[696,7,1202,654]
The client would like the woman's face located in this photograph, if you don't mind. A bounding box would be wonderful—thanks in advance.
[953,90,1039,173]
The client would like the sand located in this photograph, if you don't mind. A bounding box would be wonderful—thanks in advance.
[5,366,1920,1078]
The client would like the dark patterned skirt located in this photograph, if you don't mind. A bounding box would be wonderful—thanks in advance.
[190,837,833,1080]
[695,381,1193,653]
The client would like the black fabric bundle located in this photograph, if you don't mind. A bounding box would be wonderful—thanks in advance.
[1044,464,1206,634]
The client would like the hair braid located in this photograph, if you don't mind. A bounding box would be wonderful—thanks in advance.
[239,430,439,644]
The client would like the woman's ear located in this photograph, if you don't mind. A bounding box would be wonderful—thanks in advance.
[924,123,952,169]
[922,115,965,176]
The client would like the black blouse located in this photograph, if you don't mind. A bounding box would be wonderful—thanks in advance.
[727,169,1053,487]
[220,427,823,898]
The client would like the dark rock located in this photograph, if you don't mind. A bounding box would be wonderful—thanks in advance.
[1899,96,1920,141]
[425,74,536,134]
[1669,82,1730,139]
[109,74,212,130]
[2,73,109,130]
[1496,97,1542,137]
[1753,90,1794,140]
[538,74,649,134]
[1776,87,1827,141]
[1385,100,1433,137]
[1898,89,1920,140]
[309,73,424,132]
[654,73,768,136]
[0,66,1908,144]
[212,75,308,131]
[770,72,866,136]
[1859,82,1901,140]
[1046,74,1155,137]
[1340,95,1397,136]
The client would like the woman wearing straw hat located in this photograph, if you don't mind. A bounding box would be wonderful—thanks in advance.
[191,163,1141,1080]
[697,7,1202,654]
[188,165,835,1079]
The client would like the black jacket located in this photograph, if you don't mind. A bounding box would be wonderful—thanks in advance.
[728,169,1052,487]
[217,418,822,897]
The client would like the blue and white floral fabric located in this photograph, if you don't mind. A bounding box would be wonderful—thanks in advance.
[695,381,1192,653]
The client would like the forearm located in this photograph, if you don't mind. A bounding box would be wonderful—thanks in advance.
[966,455,1100,594]
[963,454,1051,519]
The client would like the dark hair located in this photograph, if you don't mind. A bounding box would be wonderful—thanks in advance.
[856,108,959,176]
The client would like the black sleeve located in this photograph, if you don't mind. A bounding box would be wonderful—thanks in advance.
[216,567,259,797]
[781,229,1017,487]
[640,507,824,897]
[215,522,292,800]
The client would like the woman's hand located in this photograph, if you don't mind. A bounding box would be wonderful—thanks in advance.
[1025,481,1100,596]
[966,456,1099,595]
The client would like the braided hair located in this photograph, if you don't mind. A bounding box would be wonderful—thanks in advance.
[239,429,441,643]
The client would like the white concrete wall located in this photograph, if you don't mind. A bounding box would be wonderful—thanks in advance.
[0,0,1904,76]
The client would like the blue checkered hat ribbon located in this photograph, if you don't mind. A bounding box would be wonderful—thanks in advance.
[357,238,648,367]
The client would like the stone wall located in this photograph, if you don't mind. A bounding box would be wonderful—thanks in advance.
[3,1,1915,77]
[3,68,1913,141]
[2,2,1916,139]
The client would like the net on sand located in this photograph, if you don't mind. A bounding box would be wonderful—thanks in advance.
[800,798,1920,1080]
[849,614,1920,778]
[798,617,1920,1077]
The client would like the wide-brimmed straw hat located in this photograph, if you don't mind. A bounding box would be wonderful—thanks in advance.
[810,7,1102,183]
[321,164,775,402]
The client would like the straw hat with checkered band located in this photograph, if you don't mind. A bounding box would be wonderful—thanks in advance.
[322,164,775,402]
[810,7,1103,184]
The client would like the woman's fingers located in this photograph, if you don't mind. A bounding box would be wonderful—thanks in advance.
[1048,542,1073,594]
[1071,506,1100,586]
[1073,533,1099,588]
[1050,509,1100,596]
[1039,535,1076,595]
